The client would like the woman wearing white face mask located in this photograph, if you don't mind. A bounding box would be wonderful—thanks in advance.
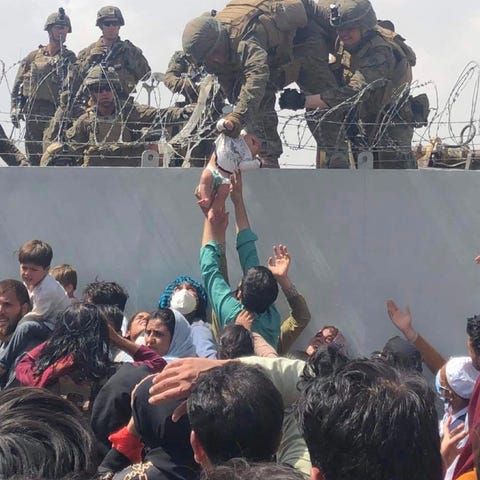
[159,275,217,358]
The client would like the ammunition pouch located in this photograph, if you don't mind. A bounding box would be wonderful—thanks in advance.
[410,93,430,128]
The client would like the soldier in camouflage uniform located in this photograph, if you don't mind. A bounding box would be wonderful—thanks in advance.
[280,0,419,169]
[60,66,190,167]
[181,0,339,168]
[43,6,151,153]
[11,9,76,165]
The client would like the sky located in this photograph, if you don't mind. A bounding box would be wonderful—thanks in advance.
[1,0,479,167]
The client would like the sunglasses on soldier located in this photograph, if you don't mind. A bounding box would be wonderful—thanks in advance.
[102,20,120,27]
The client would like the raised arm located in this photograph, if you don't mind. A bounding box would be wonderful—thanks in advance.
[230,172,250,233]
[268,245,311,354]
[387,299,446,374]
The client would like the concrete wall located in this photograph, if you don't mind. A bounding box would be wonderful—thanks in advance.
[2,167,480,359]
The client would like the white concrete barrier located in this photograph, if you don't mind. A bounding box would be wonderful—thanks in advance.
[2,167,479,358]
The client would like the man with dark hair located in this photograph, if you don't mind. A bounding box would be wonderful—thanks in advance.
[0,387,97,479]
[297,358,442,480]
[200,173,280,348]
[188,362,284,467]
[0,279,48,388]
[83,280,129,312]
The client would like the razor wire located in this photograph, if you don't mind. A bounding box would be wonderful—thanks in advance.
[1,57,480,167]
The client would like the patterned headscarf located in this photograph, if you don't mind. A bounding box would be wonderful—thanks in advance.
[158,275,208,318]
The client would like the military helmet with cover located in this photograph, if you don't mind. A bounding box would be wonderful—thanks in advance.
[44,7,72,33]
[85,65,121,91]
[182,12,225,65]
[329,0,377,31]
[96,6,125,27]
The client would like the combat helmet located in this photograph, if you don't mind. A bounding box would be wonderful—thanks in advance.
[96,6,125,27]
[85,65,121,91]
[329,0,377,31]
[44,7,72,33]
[182,12,225,65]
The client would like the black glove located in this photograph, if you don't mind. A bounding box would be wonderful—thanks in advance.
[279,88,306,110]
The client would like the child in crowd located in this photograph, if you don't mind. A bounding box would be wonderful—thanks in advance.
[195,120,261,220]
[50,263,80,304]
[18,240,70,330]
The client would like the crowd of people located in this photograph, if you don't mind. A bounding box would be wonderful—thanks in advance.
[1,161,480,480]
[1,0,429,168]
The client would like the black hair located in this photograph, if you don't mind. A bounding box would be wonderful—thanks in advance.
[35,303,110,382]
[18,239,53,268]
[0,279,30,306]
[301,344,349,382]
[297,358,442,480]
[0,387,97,479]
[83,280,128,312]
[240,266,278,314]
[150,308,176,338]
[217,324,254,359]
[201,458,306,480]
[97,304,124,333]
[467,314,480,357]
[377,335,423,373]
[187,362,284,464]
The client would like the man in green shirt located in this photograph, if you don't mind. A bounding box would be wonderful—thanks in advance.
[199,173,281,348]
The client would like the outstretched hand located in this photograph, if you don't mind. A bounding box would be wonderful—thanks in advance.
[387,300,416,341]
[229,171,243,204]
[149,357,226,420]
[268,245,291,278]
[236,309,254,331]
[475,256,480,264]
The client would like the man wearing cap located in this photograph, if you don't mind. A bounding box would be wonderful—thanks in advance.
[60,66,190,167]
[10,8,76,165]
[181,1,338,167]
[437,357,479,435]
[43,6,151,153]
[280,0,419,169]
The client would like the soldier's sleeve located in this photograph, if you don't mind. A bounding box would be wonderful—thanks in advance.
[321,45,395,107]
[163,51,189,94]
[11,53,33,111]
[233,39,270,121]
[124,40,151,83]
[65,116,90,154]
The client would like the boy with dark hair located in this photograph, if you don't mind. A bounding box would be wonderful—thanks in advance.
[297,358,442,480]
[17,240,70,327]
[50,263,79,303]
[188,362,284,467]
[200,173,280,348]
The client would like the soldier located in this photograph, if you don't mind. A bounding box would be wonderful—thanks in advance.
[164,50,203,105]
[181,1,339,168]
[0,125,29,166]
[10,8,76,165]
[56,66,190,167]
[280,0,420,169]
[43,5,151,152]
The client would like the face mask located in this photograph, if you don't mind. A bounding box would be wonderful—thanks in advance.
[170,289,197,315]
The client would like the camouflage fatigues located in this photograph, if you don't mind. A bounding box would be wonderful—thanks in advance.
[44,36,151,150]
[325,26,417,169]
[0,124,29,166]
[11,45,76,165]
[63,99,189,166]
[184,0,339,167]
[164,50,201,104]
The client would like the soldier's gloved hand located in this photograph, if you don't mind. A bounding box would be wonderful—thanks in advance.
[279,88,306,110]
[221,113,243,138]
[10,109,24,129]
